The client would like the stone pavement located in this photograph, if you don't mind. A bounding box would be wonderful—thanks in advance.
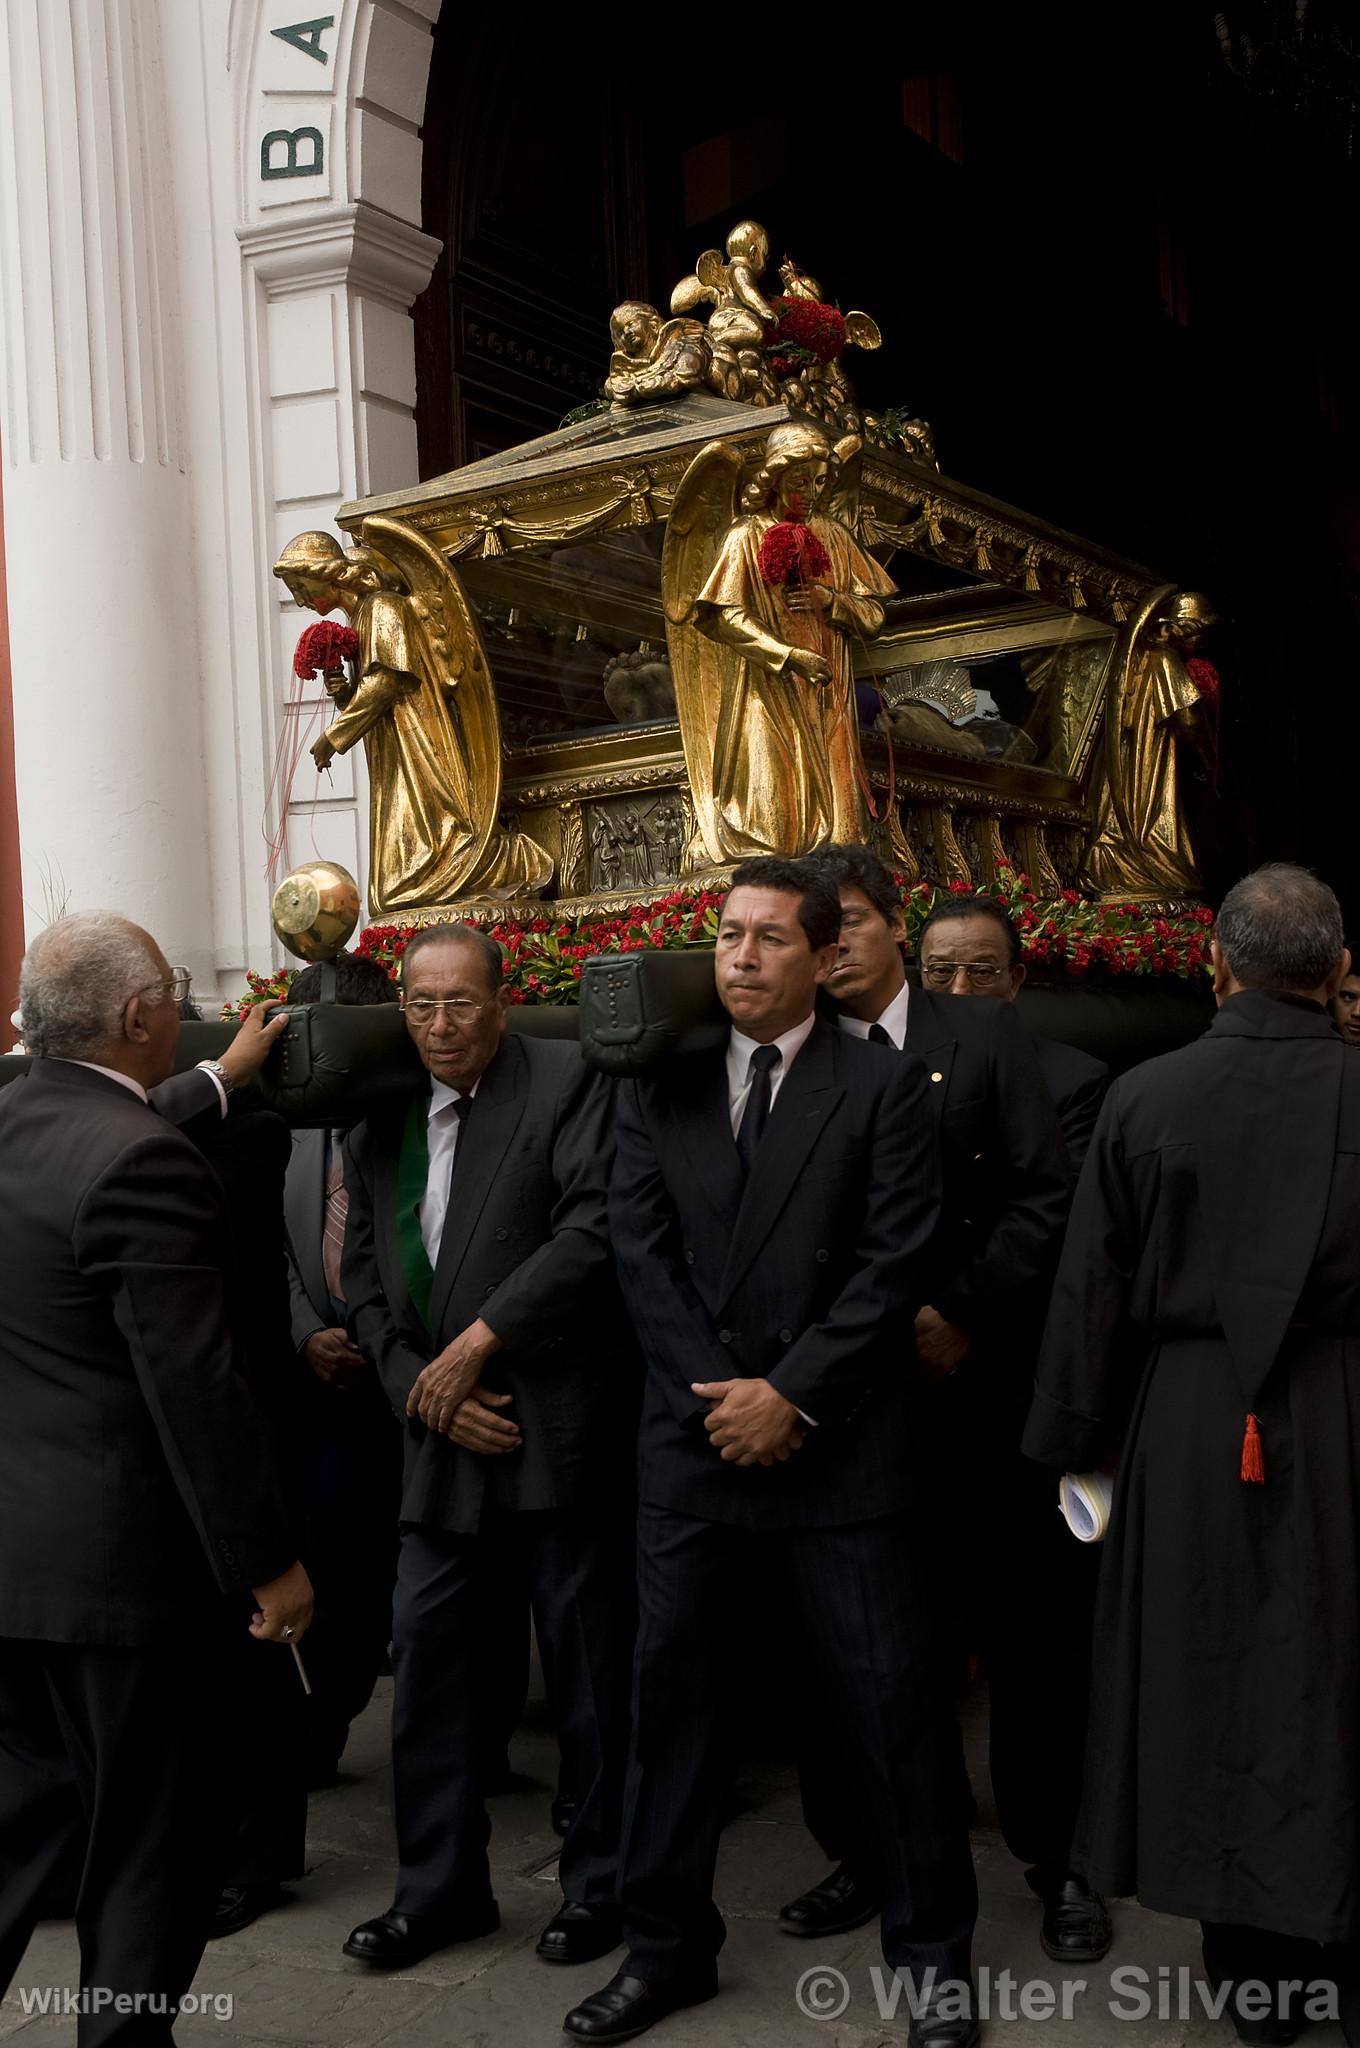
[2,1681,1346,2047]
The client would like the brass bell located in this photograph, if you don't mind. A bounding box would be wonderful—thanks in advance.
[270,861,361,963]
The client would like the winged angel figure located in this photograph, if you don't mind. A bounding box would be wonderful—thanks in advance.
[663,421,896,868]
[275,520,551,913]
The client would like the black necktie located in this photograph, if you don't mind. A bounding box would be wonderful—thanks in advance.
[867,1023,894,1046]
[736,1044,782,1173]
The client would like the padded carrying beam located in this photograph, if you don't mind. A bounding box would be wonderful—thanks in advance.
[0,1003,580,1125]
[577,948,1217,1079]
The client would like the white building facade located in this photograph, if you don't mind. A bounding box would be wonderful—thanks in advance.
[0,0,443,993]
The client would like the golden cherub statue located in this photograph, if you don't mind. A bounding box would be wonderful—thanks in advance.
[604,301,709,407]
[662,419,896,867]
[274,526,551,913]
[671,220,778,404]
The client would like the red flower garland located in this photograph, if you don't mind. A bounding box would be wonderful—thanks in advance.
[293,621,360,680]
[766,296,846,372]
[758,522,831,586]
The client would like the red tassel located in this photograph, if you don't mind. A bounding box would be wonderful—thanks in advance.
[1240,1412,1265,1485]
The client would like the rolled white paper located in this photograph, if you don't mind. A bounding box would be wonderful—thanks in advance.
[1059,1470,1114,1544]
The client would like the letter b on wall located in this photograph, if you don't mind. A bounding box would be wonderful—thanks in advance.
[261,127,324,180]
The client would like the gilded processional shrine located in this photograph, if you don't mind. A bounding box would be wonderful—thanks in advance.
[275,221,1217,923]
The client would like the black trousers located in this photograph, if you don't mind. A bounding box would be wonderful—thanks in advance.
[618,1503,977,1991]
[389,1509,632,1918]
[984,1452,1099,1876]
[0,1633,235,2047]
[223,1620,309,1888]
[296,1374,402,1774]
[802,1428,1098,1883]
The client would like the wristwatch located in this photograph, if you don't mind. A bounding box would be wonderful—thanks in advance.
[197,1057,235,1097]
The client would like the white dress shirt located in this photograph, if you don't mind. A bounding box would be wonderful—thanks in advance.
[62,1058,229,1115]
[418,1074,481,1266]
[725,1012,817,1137]
[723,1011,820,1426]
[66,1059,149,1103]
[837,978,911,1052]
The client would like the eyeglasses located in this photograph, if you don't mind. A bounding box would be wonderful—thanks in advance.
[143,968,193,1003]
[920,961,1006,989]
[401,996,490,1026]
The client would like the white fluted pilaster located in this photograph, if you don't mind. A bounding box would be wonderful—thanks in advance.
[0,0,212,975]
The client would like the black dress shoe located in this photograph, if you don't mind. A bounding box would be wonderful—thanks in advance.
[906,1982,980,2048]
[552,1792,578,1838]
[209,1883,287,1940]
[536,1901,623,1966]
[342,1902,499,1968]
[563,1969,718,2043]
[908,2004,980,2048]
[778,1862,880,1938]
[205,1884,282,1933]
[1035,1872,1113,1963]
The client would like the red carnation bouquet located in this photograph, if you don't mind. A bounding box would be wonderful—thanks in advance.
[1186,656,1221,707]
[293,620,360,680]
[758,521,830,587]
[766,297,846,379]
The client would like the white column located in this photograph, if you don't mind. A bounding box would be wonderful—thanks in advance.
[235,0,441,918]
[0,0,215,978]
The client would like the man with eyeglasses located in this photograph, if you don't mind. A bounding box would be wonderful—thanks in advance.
[0,913,310,2044]
[917,896,1110,1171]
[781,846,1104,1970]
[338,924,634,1976]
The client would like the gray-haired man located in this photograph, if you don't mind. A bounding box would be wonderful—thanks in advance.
[0,912,310,2046]
[1025,865,1360,2043]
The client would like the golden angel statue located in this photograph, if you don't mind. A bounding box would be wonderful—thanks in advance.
[604,302,708,406]
[1083,589,1219,898]
[274,525,552,914]
[663,420,896,867]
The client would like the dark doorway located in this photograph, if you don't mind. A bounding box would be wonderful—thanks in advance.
[413,16,1360,922]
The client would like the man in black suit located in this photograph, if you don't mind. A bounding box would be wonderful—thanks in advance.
[917,893,1110,1171]
[280,953,406,1792]
[0,913,312,2045]
[565,857,980,2048]
[785,845,1102,1968]
[338,924,633,1973]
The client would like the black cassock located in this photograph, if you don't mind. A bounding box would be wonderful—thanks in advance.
[1023,989,1360,1945]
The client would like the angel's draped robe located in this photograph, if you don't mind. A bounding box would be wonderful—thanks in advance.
[689,512,894,860]
[322,589,550,913]
[1083,640,1204,897]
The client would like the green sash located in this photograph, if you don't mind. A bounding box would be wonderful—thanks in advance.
[395,1087,436,1332]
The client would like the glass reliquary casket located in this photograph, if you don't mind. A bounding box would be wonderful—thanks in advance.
[295,228,1208,920]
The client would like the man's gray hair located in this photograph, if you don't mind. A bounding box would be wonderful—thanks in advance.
[18,913,166,1059]
[1215,863,1345,992]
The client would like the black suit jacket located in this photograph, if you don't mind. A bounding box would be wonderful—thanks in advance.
[1031,1033,1110,1174]
[341,1032,630,1534]
[610,1017,941,1530]
[901,987,1072,1342]
[0,1061,295,1645]
[283,1126,331,1349]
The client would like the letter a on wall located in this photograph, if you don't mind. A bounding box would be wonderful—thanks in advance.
[271,16,334,63]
